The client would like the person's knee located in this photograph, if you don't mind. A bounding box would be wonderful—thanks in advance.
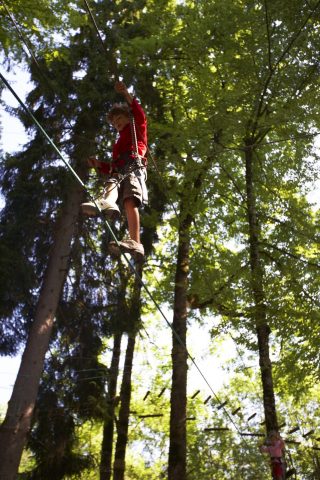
[124,196,139,209]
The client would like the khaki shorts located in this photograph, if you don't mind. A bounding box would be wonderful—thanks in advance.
[110,168,148,208]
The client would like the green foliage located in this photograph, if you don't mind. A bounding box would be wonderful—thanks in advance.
[0,0,85,60]
[2,0,320,477]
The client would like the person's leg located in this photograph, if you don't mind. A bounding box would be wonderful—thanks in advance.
[81,178,120,217]
[108,174,145,260]
[124,197,140,243]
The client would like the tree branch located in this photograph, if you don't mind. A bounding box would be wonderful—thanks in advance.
[261,241,320,269]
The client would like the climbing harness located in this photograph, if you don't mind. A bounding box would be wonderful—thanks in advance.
[94,109,148,206]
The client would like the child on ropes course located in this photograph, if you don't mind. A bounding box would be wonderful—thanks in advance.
[260,431,286,480]
[81,81,148,261]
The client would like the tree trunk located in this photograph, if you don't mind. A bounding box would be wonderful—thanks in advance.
[113,265,143,480]
[100,333,122,480]
[168,211,192,480]
[112,334,136,480]
[244,144,278,434]
[0,184,84,480]
[168,163,205,480]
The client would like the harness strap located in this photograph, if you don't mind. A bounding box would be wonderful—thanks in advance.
[107,157,146,188]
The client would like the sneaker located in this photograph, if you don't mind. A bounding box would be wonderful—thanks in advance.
[108,239,144,261]
[81,198,120,219]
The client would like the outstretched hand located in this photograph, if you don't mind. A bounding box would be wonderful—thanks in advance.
[114,81,127,95]
[115,81,133,104]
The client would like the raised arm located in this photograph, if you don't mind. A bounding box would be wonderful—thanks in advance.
[114,81,133,104]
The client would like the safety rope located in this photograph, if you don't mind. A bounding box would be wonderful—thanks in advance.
[0,0,251,445]
[0,69,250,441]
[129,111,140,159]
[83,0,118,81]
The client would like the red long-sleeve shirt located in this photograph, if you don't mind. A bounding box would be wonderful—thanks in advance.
[99,98,147,175]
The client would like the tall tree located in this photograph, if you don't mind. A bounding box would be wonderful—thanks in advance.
[168,158,210,480]
[0,12,118,474]
[100,333,122,480]
[113,335,136,480]
[0,181,86,478]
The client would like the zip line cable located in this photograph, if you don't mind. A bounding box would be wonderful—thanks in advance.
[1,0,266,446]
[83,0,108,57]
[0,71,250,438]
[0,73,87,188]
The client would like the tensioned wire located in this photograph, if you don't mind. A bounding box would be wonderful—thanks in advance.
[0,71,249,441]
[2,6,316,463]
[3,4,318,461]
[0,0,251,443]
